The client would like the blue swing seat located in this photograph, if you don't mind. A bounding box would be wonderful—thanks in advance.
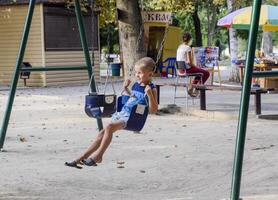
[85,94,117,118]
[117,95,148,132]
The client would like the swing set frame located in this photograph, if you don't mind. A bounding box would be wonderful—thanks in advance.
[0,0,103,149]
[1,0,278,199]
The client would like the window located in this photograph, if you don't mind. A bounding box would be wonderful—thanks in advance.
[44,6,99,51]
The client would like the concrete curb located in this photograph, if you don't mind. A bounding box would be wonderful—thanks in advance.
[257,114,278,120]
[158,104,262,121]
[184,107,265,120]
[221,194,278,200]
[241,195,278,200]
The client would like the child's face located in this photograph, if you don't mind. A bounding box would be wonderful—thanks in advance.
[134,65,152,85]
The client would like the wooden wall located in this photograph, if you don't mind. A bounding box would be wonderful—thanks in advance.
[0,4,101,87]
[0,4,44,86]
[44,50,100,86]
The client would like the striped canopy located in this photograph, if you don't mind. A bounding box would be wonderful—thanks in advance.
[217,5,278,31]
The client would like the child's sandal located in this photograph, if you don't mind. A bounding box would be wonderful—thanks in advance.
[65,161,83,169]
[81,158,97,166]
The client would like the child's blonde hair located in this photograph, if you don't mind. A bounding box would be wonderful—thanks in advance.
[135,57,156,72]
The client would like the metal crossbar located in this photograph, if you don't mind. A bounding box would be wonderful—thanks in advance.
[20,66,88,72]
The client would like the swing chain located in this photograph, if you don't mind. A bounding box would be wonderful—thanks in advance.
[103,0,116,95]
[89,0,115,95]
[155,24,169,65]
[103,65,116,95]
[143,93,149,107]
[136,0,145,53]
[88,71,99,94]
[136,23,145,52]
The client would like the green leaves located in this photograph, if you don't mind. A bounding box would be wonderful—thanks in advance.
[143,0,195,13]
[65,0,89,11]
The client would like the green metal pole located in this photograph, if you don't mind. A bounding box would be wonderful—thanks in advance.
[0,0,36,149]
[74,0,103,130]
[230,0,262,199]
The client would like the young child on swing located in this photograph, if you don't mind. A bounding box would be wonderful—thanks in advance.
[65,57,158,169]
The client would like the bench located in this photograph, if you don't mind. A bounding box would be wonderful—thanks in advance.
[155,82,273,115]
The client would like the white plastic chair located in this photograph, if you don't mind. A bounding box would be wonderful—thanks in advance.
[174,61,203,111]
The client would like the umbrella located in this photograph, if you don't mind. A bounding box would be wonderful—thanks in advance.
[217,5,278,31]
[217,7,247,29]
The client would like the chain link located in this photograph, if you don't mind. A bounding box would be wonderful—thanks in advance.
[152,23,170,74]
[136,23,145,52]
[136,0,145,52]
[102,0,116,94]
[155,25,169,65]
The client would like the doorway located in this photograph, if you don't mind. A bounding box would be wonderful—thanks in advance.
[147,26,165,63]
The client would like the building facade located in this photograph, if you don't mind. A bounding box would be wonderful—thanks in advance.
[0,0,100,87]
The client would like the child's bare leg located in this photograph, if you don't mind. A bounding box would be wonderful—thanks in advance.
[75,129,105,163]
[90,122,124,162]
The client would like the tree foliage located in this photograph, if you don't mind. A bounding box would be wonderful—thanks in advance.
[142,0,194,12]
[94,0,117,27]
[65,0,90,11]
[143,0,227,46]
[66,0,117,27]
[65,0,277,55]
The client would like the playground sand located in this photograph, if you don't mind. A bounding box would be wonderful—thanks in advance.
[0,85,278,200]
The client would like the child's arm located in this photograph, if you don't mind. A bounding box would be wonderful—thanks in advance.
[145,85,158,114]
[123,79,131,95]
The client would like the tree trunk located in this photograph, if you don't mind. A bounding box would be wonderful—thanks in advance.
[262,31,273,57]
[228,28,240,82]
[192,5,202,47]
[116,0,146,80]
[207,6,217,46]
[227,0,240,82]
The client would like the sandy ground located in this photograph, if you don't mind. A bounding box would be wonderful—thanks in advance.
[0,83,278,200]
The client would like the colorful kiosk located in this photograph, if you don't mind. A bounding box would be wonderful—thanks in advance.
[142,11,182,64]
